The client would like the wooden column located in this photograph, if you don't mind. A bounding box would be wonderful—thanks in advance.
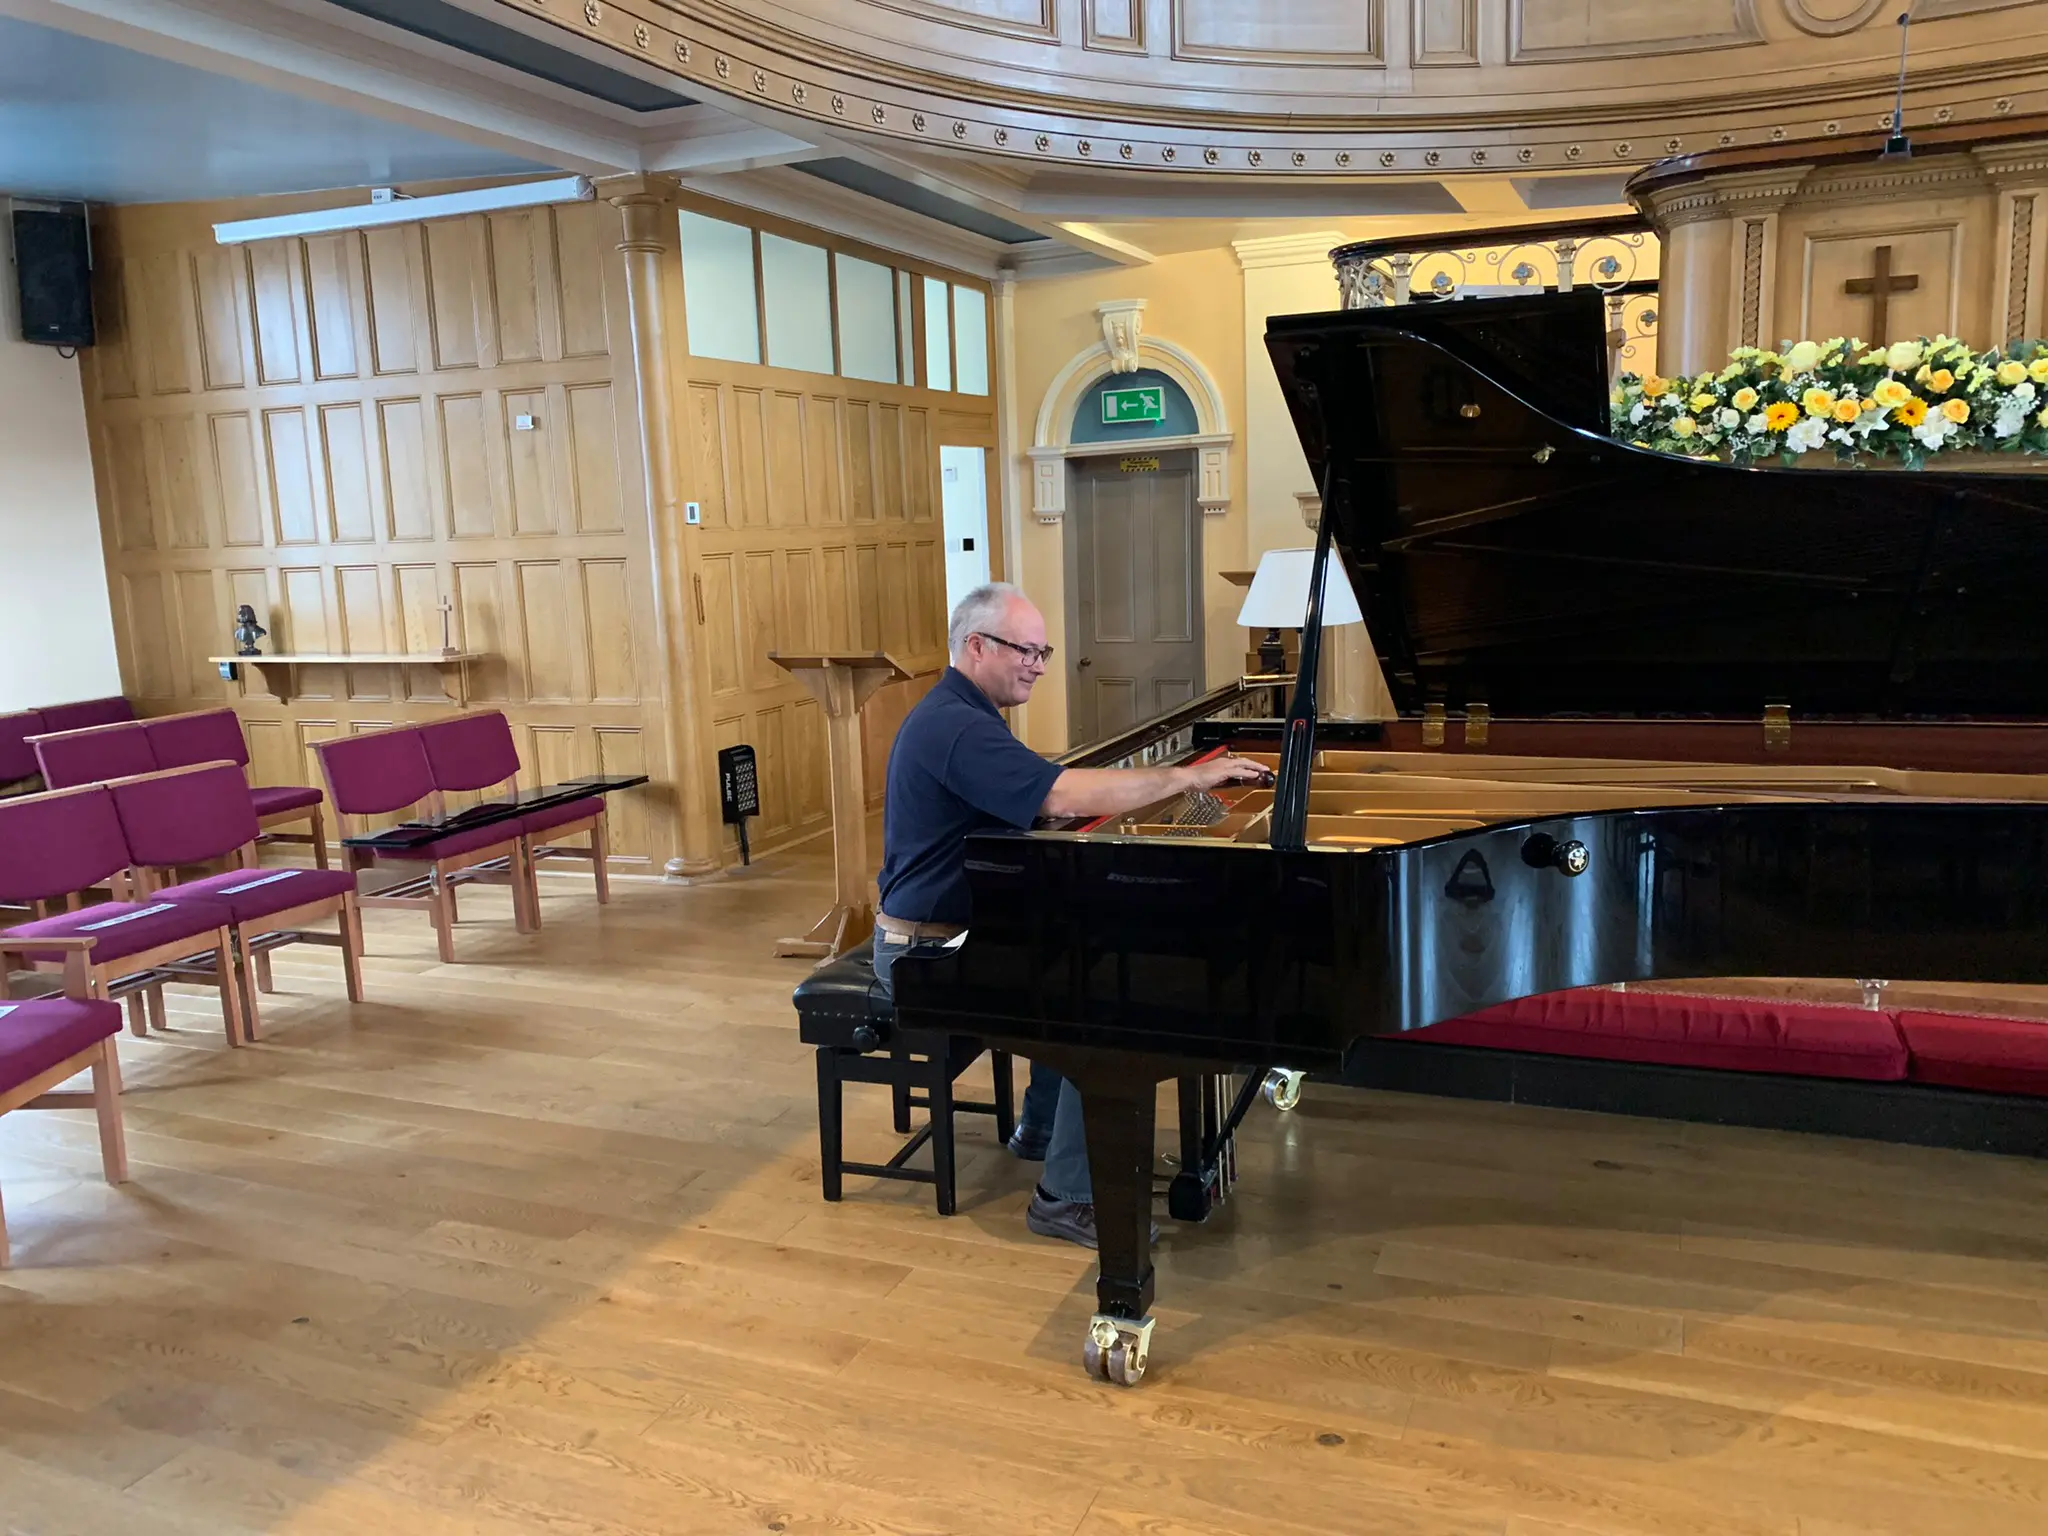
[770,651,910,962]
[609,178,721,879]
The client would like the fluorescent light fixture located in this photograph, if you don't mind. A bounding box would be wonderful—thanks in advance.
[213,175,595,246]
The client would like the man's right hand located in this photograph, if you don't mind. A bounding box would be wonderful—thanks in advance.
[1181,754,1274,792]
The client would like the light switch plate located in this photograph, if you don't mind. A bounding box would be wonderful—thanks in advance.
[513,413,536,431]
[684,501,701,525]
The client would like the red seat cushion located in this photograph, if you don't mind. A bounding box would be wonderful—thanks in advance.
[371,820,522,863]
[1416,987,1909,1081]
[154,867,357,924]
[520,795,602,838]
[1897,1010,2048,1096]
[251,784,324,816]
[5,899,232,965]
[0,996,122,1092]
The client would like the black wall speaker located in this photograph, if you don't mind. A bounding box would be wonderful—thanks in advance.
[11,202,95,349]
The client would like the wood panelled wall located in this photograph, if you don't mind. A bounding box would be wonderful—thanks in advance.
[79,195,672,866]
[666,192,996,859]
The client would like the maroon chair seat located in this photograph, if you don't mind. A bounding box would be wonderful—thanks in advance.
[153,866,357,924]
[374,819,536,863]
[37,697,134,735]
[520,794,605,837]
[1896,1010,2048,1096]
[1416,987,1909,1081]
[251,783,325,816]
[5,899,236,966]
[30,721,156,791]
[0,996,123,1096]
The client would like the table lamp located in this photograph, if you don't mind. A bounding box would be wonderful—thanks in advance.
[1235,547,1364,674]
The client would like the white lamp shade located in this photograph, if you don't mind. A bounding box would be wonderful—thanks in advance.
[1235,547,1364,629]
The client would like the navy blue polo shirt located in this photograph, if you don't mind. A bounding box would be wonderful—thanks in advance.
[877,667,1063,926]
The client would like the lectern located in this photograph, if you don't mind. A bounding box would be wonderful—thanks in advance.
[768,650,911,963]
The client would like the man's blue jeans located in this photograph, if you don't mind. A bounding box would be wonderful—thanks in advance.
[873,931,1092,1203]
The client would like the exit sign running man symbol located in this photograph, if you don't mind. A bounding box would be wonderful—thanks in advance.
[1101,385,1165,425]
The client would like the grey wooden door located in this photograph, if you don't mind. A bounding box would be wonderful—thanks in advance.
[1064,453,1204,743]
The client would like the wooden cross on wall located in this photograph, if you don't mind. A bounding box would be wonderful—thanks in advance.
[1843,245,1920,342]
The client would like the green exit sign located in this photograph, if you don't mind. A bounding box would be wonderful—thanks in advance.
[1101,385,1164,426]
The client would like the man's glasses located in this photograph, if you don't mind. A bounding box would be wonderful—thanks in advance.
[976,632,1055,665]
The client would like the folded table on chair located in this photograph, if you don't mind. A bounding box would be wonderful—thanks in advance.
[338,775,647,852]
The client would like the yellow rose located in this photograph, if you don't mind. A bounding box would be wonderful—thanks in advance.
[1885,340,1925,372]
[1690,392,1718,412]
[1643,375,1670,399]
[1764,401,1801,431]
[1671,416,1698,439]
[1784,340,1823,373]
[1731,386,1760,411]
[2037,406,2048,429]
[1894,396,1929,427]
[1832,397,1864,423]
[1872,378,1913,409]
[1802,387,1836,417]
[1928,368,1955,393]
[2030,358,2048,384]
[1942,397,1972,424]
[1998,360,2029,387]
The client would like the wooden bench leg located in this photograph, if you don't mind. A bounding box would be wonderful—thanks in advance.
[309,806,330,870]
[124,991,148,1039]
[252,948,275,995]
[339,893,365,1003]
[592,808,611,905]
[144,985,167,1034]
[430,866,458,964]
[93,1039,128,1185]
[817,1050,844,1203]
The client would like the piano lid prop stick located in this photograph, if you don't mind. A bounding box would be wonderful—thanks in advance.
[1271,458,1340,853]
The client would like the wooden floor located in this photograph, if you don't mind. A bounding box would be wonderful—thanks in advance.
[7,845,2048,1536]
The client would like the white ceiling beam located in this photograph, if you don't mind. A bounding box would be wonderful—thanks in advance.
[644,108,827,176]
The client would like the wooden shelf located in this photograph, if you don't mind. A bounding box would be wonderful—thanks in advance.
[208,653,486,706]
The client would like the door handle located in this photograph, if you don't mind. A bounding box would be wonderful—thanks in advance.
[1077,657,1092,669]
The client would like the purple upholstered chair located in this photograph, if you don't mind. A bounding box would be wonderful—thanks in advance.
[109,764,362,1040]
[141,709,329,869]
[29,720,157,791]
[419,712,609,922]
[0,710,46,792]
[0,949,128,1266]
[0,785,244,1046]
[37,697,134,735]
[315,726,533,963]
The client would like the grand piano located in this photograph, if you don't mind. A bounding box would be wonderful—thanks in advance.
[892,288,2048,1386]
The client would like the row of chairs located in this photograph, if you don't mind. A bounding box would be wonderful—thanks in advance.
[24,707,327,869]
[0,695,132,793]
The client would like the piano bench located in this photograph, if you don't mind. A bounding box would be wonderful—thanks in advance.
[794,954,1015,1217]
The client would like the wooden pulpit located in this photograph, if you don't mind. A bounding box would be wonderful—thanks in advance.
[768,650,910,963]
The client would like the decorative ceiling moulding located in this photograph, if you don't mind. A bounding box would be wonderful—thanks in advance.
[1171,0,1386,67]
[487,1,2048,176]
[1083,0,1146,54]
[1780,0,1888,37]
[860,0,1058,43]
[1412,0,1481,66]
[1508,0,1765,63]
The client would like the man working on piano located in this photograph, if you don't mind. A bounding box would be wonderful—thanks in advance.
[872,582,1267,1246]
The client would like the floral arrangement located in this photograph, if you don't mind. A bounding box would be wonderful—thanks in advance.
[1610,335,2048,467]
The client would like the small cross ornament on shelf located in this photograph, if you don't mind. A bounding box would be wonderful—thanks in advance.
[437,594,457,658]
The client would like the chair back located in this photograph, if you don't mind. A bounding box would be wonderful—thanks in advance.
[38,696,135,734]
[31,721,158,790]
[142,708,253,771]
[106,763,261,870]
[315,727,435,818]
[0,785,131,903]
[0,709,46,784]
[419,712,522,794]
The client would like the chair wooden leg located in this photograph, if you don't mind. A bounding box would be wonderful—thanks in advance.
[124,990,148,1038]
[309,805,330,870]
[144,985,167,1033]
[592,809,611,904]
[217,932,249,1047]
[514,840,540,933]
[252,948,275,994]
[430,867,457,964]
[817,1050,844,1203]
[445,878,460,925]
[0,1176,9,1268]
[991,1048,1015,1144]
[339,893,365,1002]
[92,1040,128,1185]
[234,933,263,1043]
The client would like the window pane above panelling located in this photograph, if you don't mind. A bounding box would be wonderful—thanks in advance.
[952,285,989,396]
[762,233,834,375]
[922,276,952,393]
[678,210,760,365]
[897,269,915,386]
[834,253,897,384]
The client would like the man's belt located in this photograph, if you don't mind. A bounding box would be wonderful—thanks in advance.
[875,912,966,942]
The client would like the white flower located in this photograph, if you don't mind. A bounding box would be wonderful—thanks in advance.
[1784,340,1823,373]
[1747,413,1770,433]
[1786,416,1829,453]
[1995,400,2028,439]
[1913,418,1955,450]
[1716,408,1741,430]
[1885,339,1925,372]
[1629,402,1649,425]
[2017,381,2038,405]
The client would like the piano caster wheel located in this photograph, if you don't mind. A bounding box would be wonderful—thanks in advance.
[1084,1315,1155,1387]
[1263,1068,1306,1112]
[1167,1169,1210,1223]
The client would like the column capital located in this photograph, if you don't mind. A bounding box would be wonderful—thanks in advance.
[601,175,678,252]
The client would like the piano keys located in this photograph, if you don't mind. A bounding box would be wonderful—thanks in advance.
[892,287,2048,1387]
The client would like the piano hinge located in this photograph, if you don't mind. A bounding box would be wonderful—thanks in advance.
[1464,703,1490,749]
[1422,701,1447,747]
[1763,703,1792,755]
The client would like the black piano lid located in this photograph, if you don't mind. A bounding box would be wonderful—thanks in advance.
[1264,289,2048,722]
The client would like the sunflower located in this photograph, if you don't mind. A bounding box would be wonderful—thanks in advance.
[1894,396,1929,427]
[1764,401,1801,431]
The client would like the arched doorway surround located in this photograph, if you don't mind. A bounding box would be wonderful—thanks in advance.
[1027,300,1233,523]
